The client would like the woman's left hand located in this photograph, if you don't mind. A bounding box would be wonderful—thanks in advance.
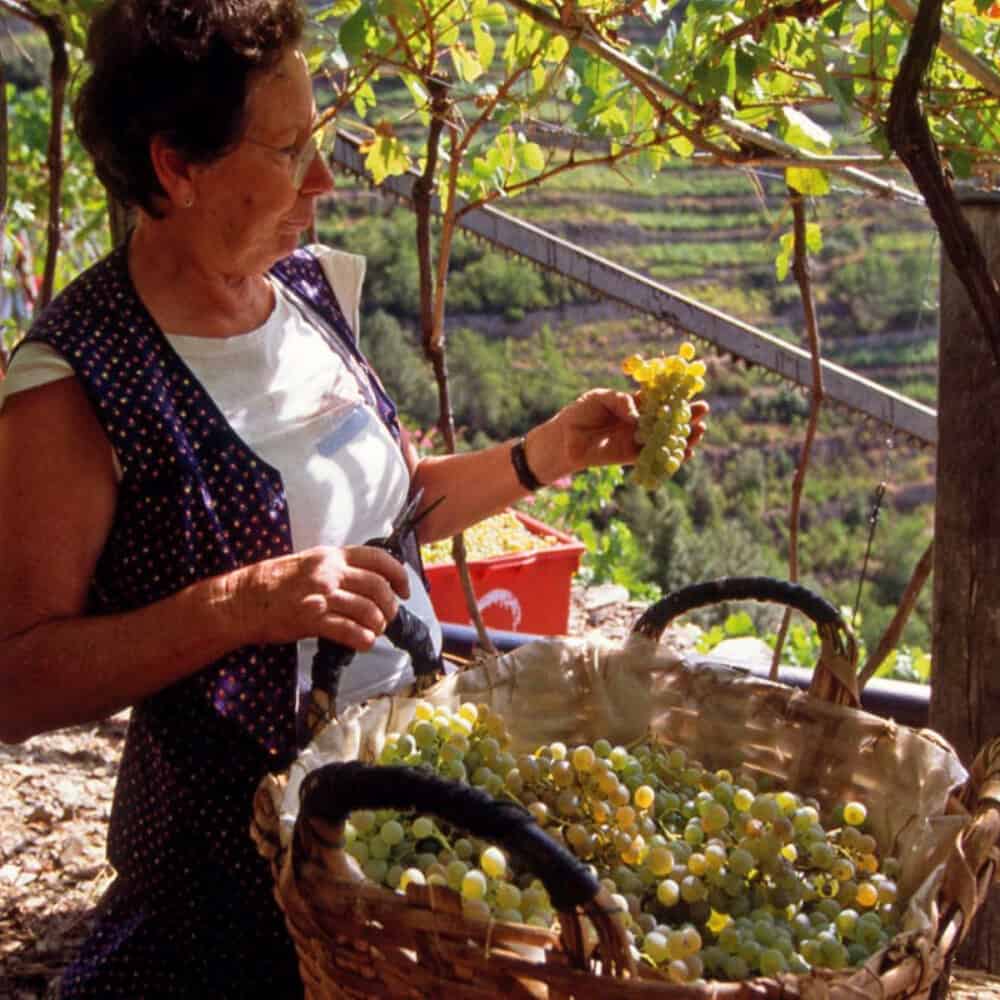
[526,389,709,484]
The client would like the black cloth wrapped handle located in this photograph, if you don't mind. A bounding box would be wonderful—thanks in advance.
[632,576,860,707]
[294,760,601,915]
[633,576,842,640]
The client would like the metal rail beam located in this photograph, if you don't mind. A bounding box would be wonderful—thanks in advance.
[332,132,938,446]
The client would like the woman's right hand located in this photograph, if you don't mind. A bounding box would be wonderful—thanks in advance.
[234,545,411,651]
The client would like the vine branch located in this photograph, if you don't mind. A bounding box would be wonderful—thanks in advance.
[859,541,933,686]
[411,82,496,654]
[887,0,1000,368]
[715,0,841,49]
[770,190,825,680]
[885,0,1000,100]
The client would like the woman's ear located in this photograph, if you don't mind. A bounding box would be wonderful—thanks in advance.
[149,135,197,210]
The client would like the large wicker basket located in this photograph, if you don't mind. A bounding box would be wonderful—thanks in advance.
[252,577,1000,999]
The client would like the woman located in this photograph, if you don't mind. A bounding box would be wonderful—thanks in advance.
[0,0,707,995]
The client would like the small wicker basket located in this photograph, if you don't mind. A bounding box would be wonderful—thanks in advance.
[252,577,1000,999]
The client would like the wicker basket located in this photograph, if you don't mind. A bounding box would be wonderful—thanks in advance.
[252,577,1000,999]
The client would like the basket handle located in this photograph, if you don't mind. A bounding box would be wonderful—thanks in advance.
[293,760,633,973]
[632,576,861,708]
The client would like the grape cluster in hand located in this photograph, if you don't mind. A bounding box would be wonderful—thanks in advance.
[624,343,706,489]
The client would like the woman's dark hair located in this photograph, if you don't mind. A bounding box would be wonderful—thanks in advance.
[74,0,305,216]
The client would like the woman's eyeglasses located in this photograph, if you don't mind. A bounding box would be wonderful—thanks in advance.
[245,122,334,188]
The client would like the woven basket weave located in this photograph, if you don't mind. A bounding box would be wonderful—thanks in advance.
[252,577,1000,999]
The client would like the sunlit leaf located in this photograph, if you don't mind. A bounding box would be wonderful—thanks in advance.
[353,82,377,119]
[451,42,484,82]
[518,140,546,171]
[361,132,412,183]
[339,4,374,59]
[780,107,833,154]
[668,134,694,157]
[472,21,496,70]
[786,166,830,196]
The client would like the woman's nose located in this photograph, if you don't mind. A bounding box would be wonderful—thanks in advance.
[301,147,335,195]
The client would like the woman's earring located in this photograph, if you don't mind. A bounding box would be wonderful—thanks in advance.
[184,196,194,208]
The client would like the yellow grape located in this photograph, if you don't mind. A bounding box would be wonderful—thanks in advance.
[420,510,559,565]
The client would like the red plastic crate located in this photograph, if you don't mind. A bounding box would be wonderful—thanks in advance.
[424,511,586,635]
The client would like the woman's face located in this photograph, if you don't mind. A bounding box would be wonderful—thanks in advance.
[190,48,334,274]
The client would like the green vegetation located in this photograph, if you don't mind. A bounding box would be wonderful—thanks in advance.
[318,190,936,663]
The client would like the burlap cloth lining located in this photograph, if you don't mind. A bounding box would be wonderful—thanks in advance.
[269,633,970,958]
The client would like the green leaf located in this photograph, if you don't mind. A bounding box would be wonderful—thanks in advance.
[780,106,833,154]
[472,21,496,70]
[451,42,484,82]
[339,4,374,60]
[546,35,569,64]
[775,232,793,281]
[351,84,374,119]
[948,148,974,179]
[805,222,823,254]
[518,140,545,171]
[786,166,830,196]
[362,133,411,183]
[472,0,508,27]
[723,611,755,638]
[668,134,694,157]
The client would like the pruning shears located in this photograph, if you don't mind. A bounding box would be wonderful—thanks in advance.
[307,491,448,734]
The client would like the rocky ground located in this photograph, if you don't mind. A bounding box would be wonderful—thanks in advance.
[2,587,998,999]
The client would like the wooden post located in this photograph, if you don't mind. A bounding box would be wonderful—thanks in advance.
[931,191,1000,971]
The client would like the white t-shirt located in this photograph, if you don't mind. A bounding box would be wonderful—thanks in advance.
[0,245,440,710]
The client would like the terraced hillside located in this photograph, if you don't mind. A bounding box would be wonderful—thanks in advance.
[318,158,939,656]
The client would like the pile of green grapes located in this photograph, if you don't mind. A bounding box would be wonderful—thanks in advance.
[420,510,559,566]
[624,343,706,489]
[342,702,900,984]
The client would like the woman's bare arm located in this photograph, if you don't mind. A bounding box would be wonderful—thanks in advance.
[0,378,408,743]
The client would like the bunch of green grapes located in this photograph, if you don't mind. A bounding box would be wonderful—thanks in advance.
[346,704,901,984]
[624,342,706,489]
[344,702,557,927]
[420,510,559,566]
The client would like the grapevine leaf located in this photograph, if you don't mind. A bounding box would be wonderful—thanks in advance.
[948,148,974,178]
[722,611,755,638]
[669,134,694,157]
[775,232,793,281]
[353,82,377,119]
[805,222,823,254]
[361,133,411,183]
[786,166,830,196]
[451,43,484,82]
[518,140,546,171]
[472,0,508,26]
[340,4,374,60]
[780,107,833,154]
[546,35,570,64]
[473,22,496,71]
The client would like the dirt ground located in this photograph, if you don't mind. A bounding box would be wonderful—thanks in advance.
[3,589,999,998]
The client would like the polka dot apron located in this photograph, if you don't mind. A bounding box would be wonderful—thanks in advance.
[19,245,406,998]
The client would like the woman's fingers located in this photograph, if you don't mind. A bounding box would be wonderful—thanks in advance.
[309,545,410,648]
[684,400,710,459]
[237,544,414,649]
[320,581,395,635]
